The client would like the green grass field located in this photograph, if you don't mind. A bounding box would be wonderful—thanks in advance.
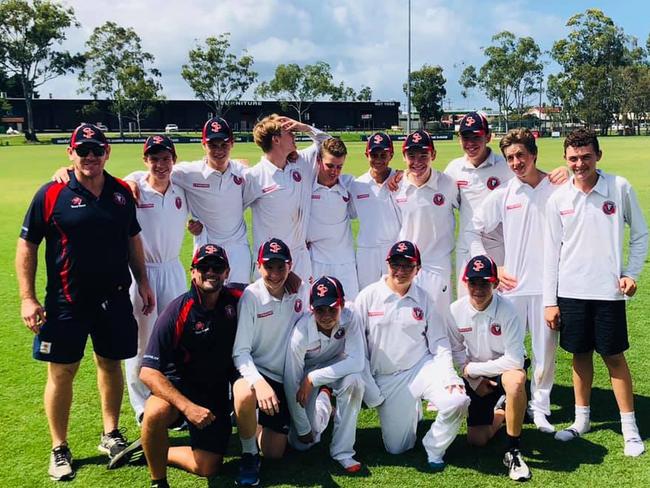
[1,136,649,487]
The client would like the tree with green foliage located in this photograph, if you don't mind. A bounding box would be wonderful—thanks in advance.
[357,85,373,102]
[330,82,357,102]
[181,33,257,117]
[549,9,641,133]
[403,64,446,129]
[256,61,334,122]
[459,31,543,131]
[79,21,163,136]
[0,0,83,137]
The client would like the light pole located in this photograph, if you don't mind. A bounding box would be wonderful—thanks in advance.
[406,0,411,133]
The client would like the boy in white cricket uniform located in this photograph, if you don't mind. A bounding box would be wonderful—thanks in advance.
[284,276,383,472]
[124,136,196,423]
[448,255,531,482]
[544,129,648,457]
[245,115,331,283]
[392,131,458,317]
[307,138,359,299]
[348,132,401,290]
[231,238,308,485]
[355,240,469,471]
[469,128,558,433]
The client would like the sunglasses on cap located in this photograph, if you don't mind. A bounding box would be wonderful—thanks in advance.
[75,145,106,157]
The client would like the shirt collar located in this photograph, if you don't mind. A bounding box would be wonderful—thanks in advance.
[406,169,440,191]
[378,276,422,304]
[201,159,231,179]
[569,170,608,197]
[312,179,347,195]
[462,148,497,170]
[468,294,499,320]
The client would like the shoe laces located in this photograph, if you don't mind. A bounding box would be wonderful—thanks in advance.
[52,444,71,466]
[105,428,128,447]
[509,450,522,468]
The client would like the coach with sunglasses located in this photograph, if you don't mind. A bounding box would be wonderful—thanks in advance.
[16,123,154,481]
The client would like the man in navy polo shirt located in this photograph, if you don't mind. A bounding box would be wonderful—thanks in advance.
[16,123,154,481]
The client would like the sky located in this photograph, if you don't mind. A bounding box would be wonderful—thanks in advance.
[38,0,650,111]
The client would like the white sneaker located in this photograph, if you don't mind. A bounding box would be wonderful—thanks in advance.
[503,449,531,482]
[532,413,555,433]
[337,457,362,473]
[49,443,75,481]
[624,436,645,457]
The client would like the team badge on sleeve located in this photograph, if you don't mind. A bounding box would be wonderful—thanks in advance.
[486,176,501,190]
[490,323,502,336]
[412,307,424,320]
[432,193,445,206]
[113,192,126,206]
[294,298,303,313]
[602,200,616,215]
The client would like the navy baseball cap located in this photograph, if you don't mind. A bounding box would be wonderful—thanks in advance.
[192,244,229,268]
[70,123,108,147]
[310,276,345,308]
[143,135,176,157]
[202,116,232,143]
[257,238,292,264]
[459,111,490,136]
[386,240,421,265]
[463,255,498,282]
[366,132,394,155]
[402,130,434,153]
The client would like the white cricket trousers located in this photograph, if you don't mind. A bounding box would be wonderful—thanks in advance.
[311,261,360,300]
[289,366,383,461]
[126,259,187,421]
[375,355,469,462]
[508,294,558,416]
[356,244,392,291]
[414,267,453,318]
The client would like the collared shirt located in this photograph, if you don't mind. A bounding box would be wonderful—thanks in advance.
[470,176,556,296]
[307,174,356,264]
[284,306,365,435]
[543,171,648,305]
[133,174,189,264]
[233,278,310,385]
[142,283,243,389]
[355,277,461,386]
[348,169,401,248]
[20,170,140,305]
[448,295,525,389]
[244,128,330,256]
[444,150,513,253]
[393,170,458,272]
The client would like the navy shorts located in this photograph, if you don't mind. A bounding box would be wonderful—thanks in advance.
[33,291,137,363]
[558,298,629,356]
[258,374,291,435]
[464,375,505,427]
[174,382,232,455]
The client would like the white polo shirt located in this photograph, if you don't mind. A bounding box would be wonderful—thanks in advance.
[171,159,249,246]
[444,150,513,254]
[543,171,648,306]
[448,295,526,388]
[284,306,365,436]
[348,169,401,248]
[393,170,458,272]
[469,176,557,296]
[307,174,356,264]
[244,128,329,256]
[355,278,461,386]
[233,278,309,385]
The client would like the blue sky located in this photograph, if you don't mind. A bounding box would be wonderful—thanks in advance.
[42,0,650,111]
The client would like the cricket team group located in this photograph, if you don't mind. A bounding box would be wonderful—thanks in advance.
[16,111,648,486]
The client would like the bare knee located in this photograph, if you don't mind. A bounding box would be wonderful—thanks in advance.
[48,362,79,385]
[94,354,122,374]
[602,353,627,371]
[503,370,526,397]
[143,396,177,428]
[467,427,491,447]
[233,379,256,411]
[193,455,222,477]
[260,430,287,459]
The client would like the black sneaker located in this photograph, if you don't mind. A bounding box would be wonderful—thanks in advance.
[107,437,143,469]
[503,448,532,482]
[98,428,129,459]
[151,478,170,488]
[236,453,261,486]
[49,443,75,481]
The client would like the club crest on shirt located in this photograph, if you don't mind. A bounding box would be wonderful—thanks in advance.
[233,175,243,185]
[194,321,210,334]
[292,170,302,182]
[412,307,424,320]
[175,197,182,209]
[70,196,86,209]
[294,299,303,313]
[486,176,501,190]
[225,304,236,319]
[342,195,350,203]
[432,193,445,206]
[490,323,502,336]
[113,192,126,206]
[334,328,346,339]
[602,200,616,215]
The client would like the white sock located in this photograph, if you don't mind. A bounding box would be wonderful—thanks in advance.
[555,405,590,441]
[621,411,645,457]
[240,435,258,455]
[533,412,556,433]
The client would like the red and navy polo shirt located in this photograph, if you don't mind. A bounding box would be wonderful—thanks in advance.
[20,170,141,306]
[142,283,244,389]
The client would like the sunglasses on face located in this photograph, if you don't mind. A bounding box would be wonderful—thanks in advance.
[75,145,106,157]
[388,261,417,271]
[195,263,227,274]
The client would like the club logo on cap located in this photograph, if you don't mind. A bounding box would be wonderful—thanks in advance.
[396,242,408,252]
[373,134,383,144]
[316,284,329,297]
[433,193,445,206]
[204,244,218,254]
[211,121,222,132]
[490,323,502,336]
[412,307,424,321]
[411,132,422,143]
[472,259,485,272]
[175,197,182,209]
[602,200,616,215]
[82,127,95,139]
[487,176,500,190]
[269,242,281,253]
[153,135,164,144]
[464,116,475,127]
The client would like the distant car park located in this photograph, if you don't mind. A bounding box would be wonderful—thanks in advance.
[165,124,179,133]
[96,123,108,131]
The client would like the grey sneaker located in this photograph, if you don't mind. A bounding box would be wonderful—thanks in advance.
[98,429,129,459]
[49,443,75,481]
[107,437,143,469]
[503,449,531,482]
